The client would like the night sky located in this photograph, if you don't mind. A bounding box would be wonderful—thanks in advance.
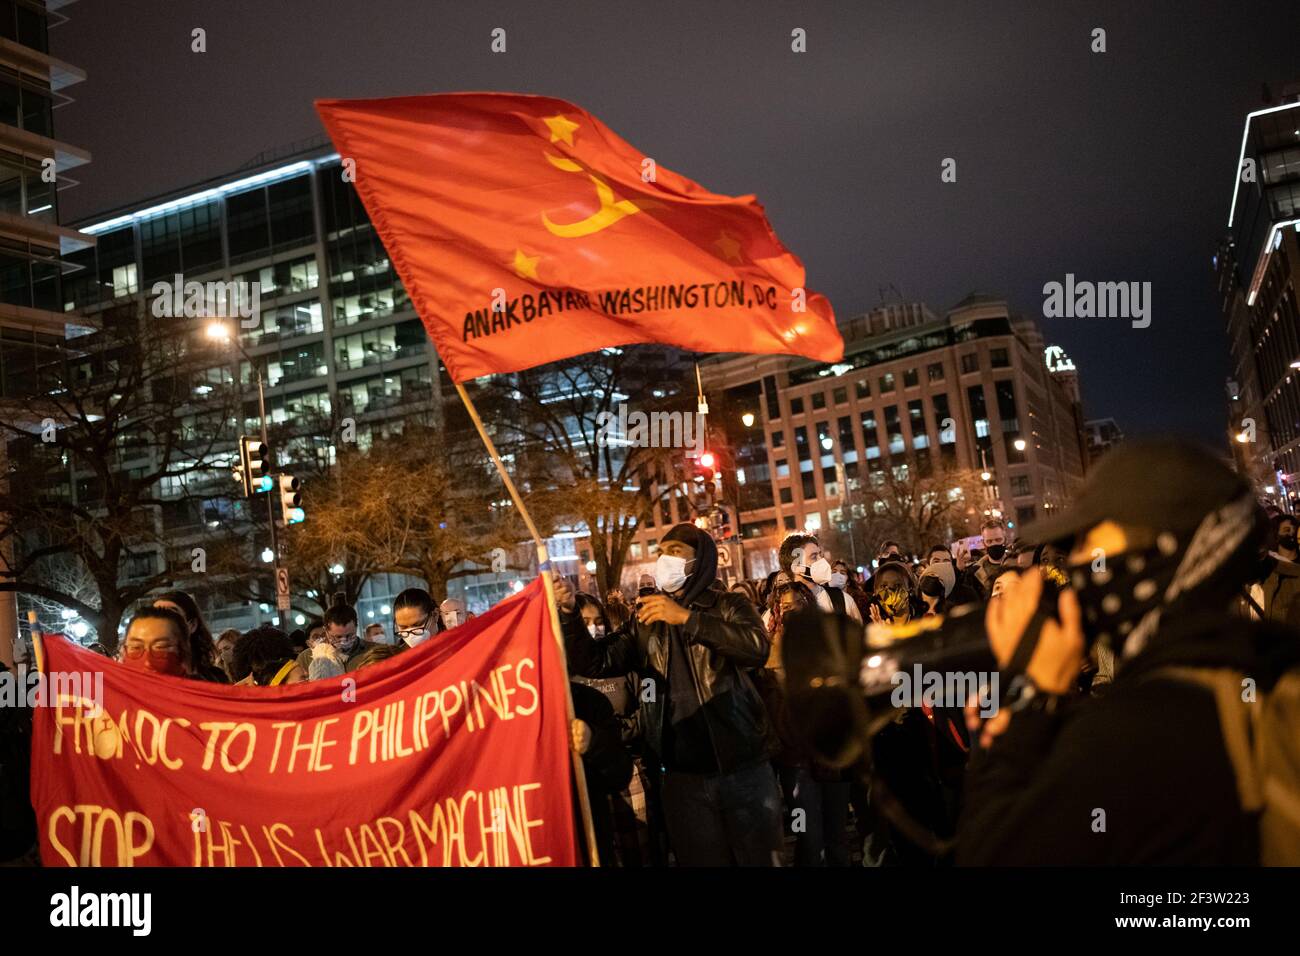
[53,0,1300,443]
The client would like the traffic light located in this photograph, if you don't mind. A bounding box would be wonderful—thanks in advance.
[695,450,717,484]
[238,436,271,497]
[279,475,304,524]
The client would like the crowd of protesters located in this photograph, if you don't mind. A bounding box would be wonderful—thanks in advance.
[2,438,1298,866]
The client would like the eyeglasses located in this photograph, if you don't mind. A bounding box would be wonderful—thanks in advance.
[394,614,432,639]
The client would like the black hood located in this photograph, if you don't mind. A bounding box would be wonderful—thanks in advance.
[661,522,718,605]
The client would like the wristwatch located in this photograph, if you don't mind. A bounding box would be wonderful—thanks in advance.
[1004,673,1066,716]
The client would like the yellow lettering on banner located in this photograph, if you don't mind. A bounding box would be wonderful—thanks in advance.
[239,824,264,866]
[496,665,517,719]
[47,805,154,866]
[222,724,257,773]
[198,721,235,770]
[473,675,502,725]
[392,702,414,759]
[52,697,97,756]
[268,822,311,867]
[439,684,464,738]
[210,819,236,867]
[418,689,440,749]
[267,721,295,772]
[349,708,373,765]
[517,782,551,866]
[377,816,414,867]
[514,658,540,716]
[313,717,340,771]
[47,806,77,866]
[357,822,391,867]
[158,717,191,769]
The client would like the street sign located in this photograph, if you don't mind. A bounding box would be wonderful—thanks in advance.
[275,566,290,612]
[717,546,732,568]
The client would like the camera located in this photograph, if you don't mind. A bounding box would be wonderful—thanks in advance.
[779,575,1068,769]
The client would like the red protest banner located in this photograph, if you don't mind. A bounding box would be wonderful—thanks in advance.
[30,578,577,867]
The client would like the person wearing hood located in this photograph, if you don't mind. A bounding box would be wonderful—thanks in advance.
[776,533,863,625]
[556,522,783,866]
[958,439,1300,864]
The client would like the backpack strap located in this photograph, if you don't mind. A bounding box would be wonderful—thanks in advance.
[1151,667,1263,813]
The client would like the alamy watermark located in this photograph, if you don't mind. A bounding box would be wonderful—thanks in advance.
[1042,274,1150,329]
[150,274,261,328]
[0,666,104,710]
[595,403,705,452]
[889,664,999,718]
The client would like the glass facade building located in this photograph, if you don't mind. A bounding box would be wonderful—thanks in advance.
[67,146,473,632]
[1218,85,1300,502]
[693,295,1088,579]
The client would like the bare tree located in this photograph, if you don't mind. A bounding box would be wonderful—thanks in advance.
[478,348,694,596]
[0,304,239,648]
[822,452,988,560]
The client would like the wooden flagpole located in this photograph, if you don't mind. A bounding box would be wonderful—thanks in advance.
[453,380,602,867]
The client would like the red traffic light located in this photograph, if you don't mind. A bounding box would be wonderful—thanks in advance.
[699,452,715,469]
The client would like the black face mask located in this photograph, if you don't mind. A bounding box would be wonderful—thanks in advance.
[1279,535,1297,552]
[986,544,1006,562]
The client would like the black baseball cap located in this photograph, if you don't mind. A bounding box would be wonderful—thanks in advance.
[1021,438,1254,547]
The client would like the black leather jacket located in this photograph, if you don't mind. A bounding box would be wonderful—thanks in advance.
[560,582,772,775]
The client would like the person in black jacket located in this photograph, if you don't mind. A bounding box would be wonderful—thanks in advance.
[556,522,783,866]
[958,439,1288,865]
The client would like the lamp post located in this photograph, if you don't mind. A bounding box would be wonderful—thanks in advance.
[206,320,279,575]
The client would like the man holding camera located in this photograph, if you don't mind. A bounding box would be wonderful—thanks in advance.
[555,521,784,866]
[959,439,1295,864]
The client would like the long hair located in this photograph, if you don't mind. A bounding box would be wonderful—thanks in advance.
[153,590,217,675]
[768,580,816,637]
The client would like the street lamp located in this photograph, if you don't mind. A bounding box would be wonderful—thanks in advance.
[330,562,345,575]
[260,547,274,563]
[1014,438,1027,452]
[741,412,755,428]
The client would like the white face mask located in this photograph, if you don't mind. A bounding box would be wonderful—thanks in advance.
[808,557,833,585]
[654,553,690,592]
[401,628,432,649]
[587,623,605,639]
[828,571,848,589]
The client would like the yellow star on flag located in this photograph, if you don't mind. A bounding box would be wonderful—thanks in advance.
[513,248,540,280]
[714,231,743,264]
[543,114,579,146]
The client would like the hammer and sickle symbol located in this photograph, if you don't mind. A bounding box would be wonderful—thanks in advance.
[541,152,641,238]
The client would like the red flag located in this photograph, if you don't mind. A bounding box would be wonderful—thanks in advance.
[30,579,576,866]
[315,92,843,382]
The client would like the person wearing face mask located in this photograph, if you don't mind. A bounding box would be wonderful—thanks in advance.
[959,439,1300,865]
[571,592,658,866]
[556,522,783,866]
[777,533,864,625]
[153,590,227,682]
[439,598,467,631]
[960,519,1011,600]
[391,588,437,650]
[869,559,923,625]
[120,607,195,678]
[214,628,241,680]
[1252,513,1300,628]
[293,603,375,678]
[923,544,980,608]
